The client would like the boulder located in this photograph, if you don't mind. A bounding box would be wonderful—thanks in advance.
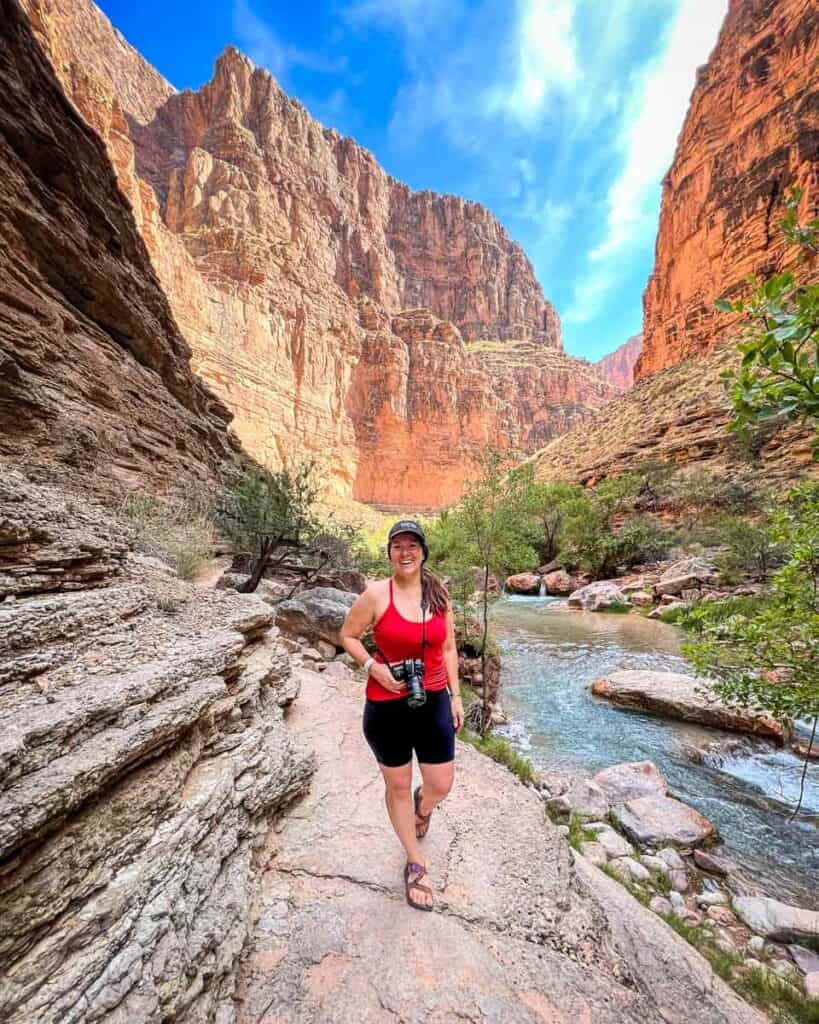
[630,590,654,607]
[579,841,608,867]
[650,896,673,915]
[648,602,687,620]
[789,945,819,975]
[275,587,356,646]
[568,581,630,612]
[640,855,671,879]
[542,569,576,595]
[669,869,690,893]
[560,778,610,819]
[590,671,786,743]
[593,761,668,804]
[505,572,541,595]
[612,795,717,848]
[593,826,634,860]
[732,897,819,943]
[805,973,819,1000]
[536,560,560,575]
[619,857,651,883]
[693,849,732,876]
[656,847,686,872]
[659,557,718,584]
[301,568,367,594]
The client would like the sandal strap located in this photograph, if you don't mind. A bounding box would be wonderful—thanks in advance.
[414,785,432,821]
[405,863,433,898]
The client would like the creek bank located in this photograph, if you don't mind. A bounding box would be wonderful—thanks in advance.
[541,759,819,1007]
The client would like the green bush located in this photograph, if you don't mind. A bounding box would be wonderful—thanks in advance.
[123,491,213,580]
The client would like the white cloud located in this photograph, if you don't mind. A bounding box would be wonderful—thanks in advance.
[562,0,727,325]
[589,0,728,263]
[490,0,578,123]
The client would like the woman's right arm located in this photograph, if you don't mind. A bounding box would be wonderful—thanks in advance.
[340,585,405,694]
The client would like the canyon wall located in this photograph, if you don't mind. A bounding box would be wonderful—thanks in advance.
[597,334,642,390]
[21,0,617,508]
[0,0,242,499]
[637,0,818,380]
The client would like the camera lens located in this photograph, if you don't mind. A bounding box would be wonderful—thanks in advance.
[406,659,426,708]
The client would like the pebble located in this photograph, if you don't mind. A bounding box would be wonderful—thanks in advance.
[707,906,736,927]
[656,847,685,872]
[744,957,763,971]
[639,855,670,879]
[649,896,673,915]
[557,825,570,837]
[696,891,727,907]
[669,891,685,910]
[748,936,766,954]
[669,869,689,893]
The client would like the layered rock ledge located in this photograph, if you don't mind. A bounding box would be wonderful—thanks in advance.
[590,670,787,743]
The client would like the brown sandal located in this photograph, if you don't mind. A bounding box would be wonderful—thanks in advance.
[414,784,433,839]
[404,862,433,911]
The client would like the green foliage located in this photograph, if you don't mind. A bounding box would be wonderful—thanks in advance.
[683,483,819,724]
[517,480,587,561]
[565,814,597,852]
[123,491,213,580]
[458,727,540,786]
[215,462,321,592]
[713,513,783,583]
[718,188,819,459]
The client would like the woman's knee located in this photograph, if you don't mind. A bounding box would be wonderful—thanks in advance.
[381,765,412,797]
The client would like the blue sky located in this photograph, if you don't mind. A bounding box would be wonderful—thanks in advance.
[97,0,727,361]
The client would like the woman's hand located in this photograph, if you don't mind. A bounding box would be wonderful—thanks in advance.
[370,661,405,695]
[451,694,465,731]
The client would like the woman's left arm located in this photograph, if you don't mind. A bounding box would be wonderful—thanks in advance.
[443,605,464,731]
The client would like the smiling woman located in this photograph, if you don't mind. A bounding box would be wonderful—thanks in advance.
[340,519,464,911]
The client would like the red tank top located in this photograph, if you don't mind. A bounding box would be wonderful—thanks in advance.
[366,579,448,702]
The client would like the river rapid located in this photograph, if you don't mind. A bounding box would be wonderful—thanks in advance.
[491,595,819,910]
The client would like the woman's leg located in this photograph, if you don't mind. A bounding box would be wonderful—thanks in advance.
[416,759,454,819]
[380,762,433,908]
[414,691,456,825]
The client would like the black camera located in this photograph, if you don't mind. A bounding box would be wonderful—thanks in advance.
[390,658,426,708]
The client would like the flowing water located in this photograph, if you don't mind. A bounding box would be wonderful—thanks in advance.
[491,595,819,909]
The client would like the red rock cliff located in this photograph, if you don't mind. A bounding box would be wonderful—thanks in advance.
[597,334,643,390]
[0,0,241,498]
[637,0,818,381]
[21,0,617,508]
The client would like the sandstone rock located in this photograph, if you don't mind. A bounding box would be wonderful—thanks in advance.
[568,581,630,612]
[805,973,819,1000]
[612,795,716,849]
[597,334,643,390]
[748,936,766,955]
[314,639,338,660]
[693,849,732,876]
[505,572,541,595]
[789,945,819,975]
[732,897,819,943]
[656,847,686,872]
[593,761,668,804]
[24,0,620,511]
[593,827,635,860]
[630,590,654,607]
[560,778,611,819]
[533,342,815,496]
[707,907,737,927]
[579,841,609,867]
[590,671,786,742]
[542,569,576,595]
[669,891,686,910]
[274,587,356,647]
[638,0,818,382]
[697,891,728,907]
[670,870,690,894]
[648,602,687,620]
[618,857,651,883]
[649,895,673,916]
[639,855,671,879]
[0,3,242,503]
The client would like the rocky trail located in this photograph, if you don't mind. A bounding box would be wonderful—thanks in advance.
[234,664,765,1023]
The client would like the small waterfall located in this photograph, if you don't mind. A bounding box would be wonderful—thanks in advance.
[538,579,547,597]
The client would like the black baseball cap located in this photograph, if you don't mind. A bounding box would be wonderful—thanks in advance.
[387,520,428,560]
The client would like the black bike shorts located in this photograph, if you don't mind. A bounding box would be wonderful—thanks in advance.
[362,689,455,768]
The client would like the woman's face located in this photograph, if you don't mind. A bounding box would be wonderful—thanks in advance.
[389,533,423,576]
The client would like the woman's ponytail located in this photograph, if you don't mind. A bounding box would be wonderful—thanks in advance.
[421,566,450,616]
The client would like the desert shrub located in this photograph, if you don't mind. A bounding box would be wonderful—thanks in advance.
[123,491,213,580]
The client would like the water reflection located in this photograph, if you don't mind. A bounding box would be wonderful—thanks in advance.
[491,596,819,909]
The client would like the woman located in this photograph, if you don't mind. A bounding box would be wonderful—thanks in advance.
[340,519,465,911]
